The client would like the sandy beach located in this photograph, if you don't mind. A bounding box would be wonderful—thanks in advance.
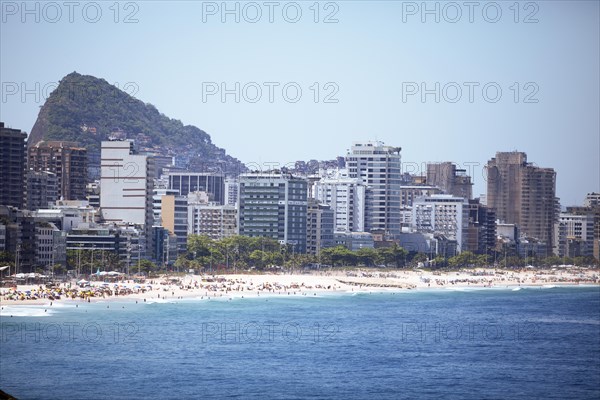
[1,267,598,309]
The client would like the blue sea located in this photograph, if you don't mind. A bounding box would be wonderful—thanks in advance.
[1,286,599,399]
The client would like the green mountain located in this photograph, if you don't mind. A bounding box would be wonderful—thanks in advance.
[28,72,245,174]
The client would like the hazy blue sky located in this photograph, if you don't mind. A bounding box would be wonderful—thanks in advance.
[1,0,598,205]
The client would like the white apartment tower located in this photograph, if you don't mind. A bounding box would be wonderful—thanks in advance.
[346,141,402,235]
[188,203,238,240]
[100,140,154,253]
[554,211,595,258]
[224,178,239,206]
[313,175,366,232]
[412,195,468,252]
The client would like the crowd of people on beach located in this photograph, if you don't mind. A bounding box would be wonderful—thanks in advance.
[190,277,339,294]
[1,268,598,304]
[0,278,168,302]
[0,275,345,303]
[0,284,145,302]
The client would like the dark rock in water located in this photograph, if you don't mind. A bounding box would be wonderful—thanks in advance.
[0,388,18,399]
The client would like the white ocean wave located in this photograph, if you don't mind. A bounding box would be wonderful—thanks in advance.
[0,306,55,317]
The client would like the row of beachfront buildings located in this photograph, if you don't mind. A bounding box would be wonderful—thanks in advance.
[1,121,599,273]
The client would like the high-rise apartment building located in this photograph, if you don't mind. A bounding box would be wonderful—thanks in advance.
[486,152,556,254]
[554,209,595,258]
[28,141,87,200]
[583,193,600,260]
[346,141,402,235]
[313,174,366,233]
[397,184,442,228]
[465,199,496,255]
[412,195,469,252]
[238,172,307,253]
[187,189,237,240]
[556,193,600,260]
[0,207,36,272]
[160,194,188,253]
[224,178,239,206]
[152,188,179,225]
[399,185,442,208]
[100,140,154,226]
[0,122,27,208]
[188,203,238,240]
[26,170,58,210]
[426,162,473,199]
[306,199,335,256]
[100,140,154,255]
[583,193,600,208]
[35,222,66,270]
[167,172,224,203]
[152,226,178,266]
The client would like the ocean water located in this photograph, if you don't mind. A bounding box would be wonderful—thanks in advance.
[1,286,599,400]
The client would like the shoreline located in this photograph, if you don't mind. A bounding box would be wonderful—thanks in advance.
[1,268,598,309]
[1,283,598,315]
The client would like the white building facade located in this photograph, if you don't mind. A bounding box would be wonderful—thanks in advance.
[188,203,238,240]
[100,140,154,227]
[554,212,595,258]
[412,195,468,252]
[313,175,366,233]
[100,140,154,256]
[224,178,239,206]
[346,141,402,235]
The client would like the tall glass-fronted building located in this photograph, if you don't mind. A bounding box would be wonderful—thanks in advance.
[238,172,307,253]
